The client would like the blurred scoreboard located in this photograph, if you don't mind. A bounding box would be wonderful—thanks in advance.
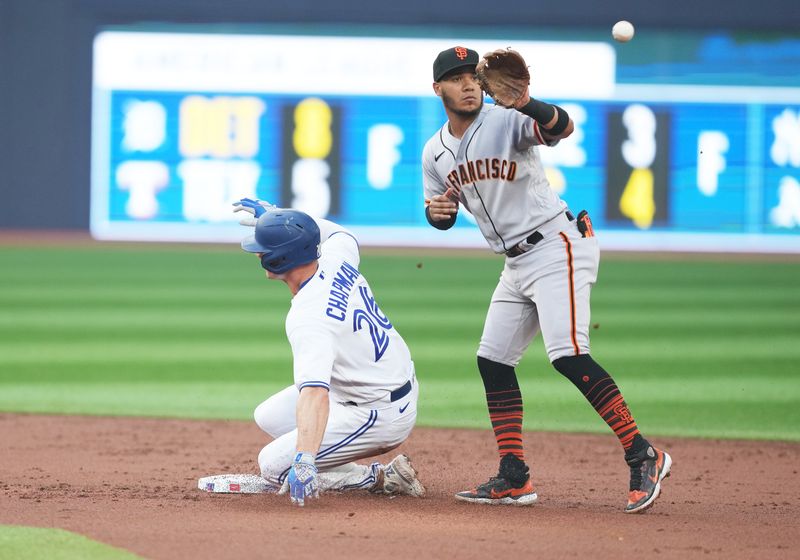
[91,32,800,252]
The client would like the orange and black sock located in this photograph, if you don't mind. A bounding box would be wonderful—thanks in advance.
[478,356,525,461]
[487,389,525,460]
[552,354,648,454]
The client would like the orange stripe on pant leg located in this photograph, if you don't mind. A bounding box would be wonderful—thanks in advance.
[559,232,580,355]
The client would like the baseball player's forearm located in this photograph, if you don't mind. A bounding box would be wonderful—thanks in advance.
[518,99,573,139]
[295,386,330,456]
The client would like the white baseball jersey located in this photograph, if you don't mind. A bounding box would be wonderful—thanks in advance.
[422,104,567,254]
[285,226,413,405]
[253,221,419,491]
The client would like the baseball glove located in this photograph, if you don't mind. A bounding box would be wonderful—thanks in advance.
[475,48,531,109]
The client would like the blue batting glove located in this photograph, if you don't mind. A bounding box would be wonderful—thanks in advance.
[233,197,274,218]
[232,198,276,227]
[287,452,318,507]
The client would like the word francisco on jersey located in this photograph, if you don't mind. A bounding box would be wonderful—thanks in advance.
[445,158,518,191]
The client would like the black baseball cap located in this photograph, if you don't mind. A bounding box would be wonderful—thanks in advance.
[433,46,479,81]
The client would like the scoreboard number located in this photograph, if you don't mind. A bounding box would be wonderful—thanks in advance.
[282,98,341,217]
[605,104,671,229]
[619,168,655,229]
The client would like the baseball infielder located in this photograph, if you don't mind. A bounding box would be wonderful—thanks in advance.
[234,200,425,506]
[422,47,671,513]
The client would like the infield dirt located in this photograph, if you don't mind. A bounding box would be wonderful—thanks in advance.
[1,413,798,559]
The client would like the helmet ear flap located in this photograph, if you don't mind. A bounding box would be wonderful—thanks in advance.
[259,253,282,272]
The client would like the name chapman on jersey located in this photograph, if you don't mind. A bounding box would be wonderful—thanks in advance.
[444,158,518,190]
[325,261,361,321]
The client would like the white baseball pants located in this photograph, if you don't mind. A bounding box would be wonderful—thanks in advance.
[253,379,418,492]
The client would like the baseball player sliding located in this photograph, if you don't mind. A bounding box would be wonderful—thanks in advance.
[422,47,671,513]
[233,199,425,506]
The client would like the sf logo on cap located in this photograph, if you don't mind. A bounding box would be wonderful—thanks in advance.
[455,47,468,60]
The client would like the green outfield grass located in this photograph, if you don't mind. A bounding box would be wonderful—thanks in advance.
[0,526,143,560]
[0,244,798,441]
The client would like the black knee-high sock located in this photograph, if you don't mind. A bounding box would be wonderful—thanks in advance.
[552,354,648,455]
[477,356,525,461]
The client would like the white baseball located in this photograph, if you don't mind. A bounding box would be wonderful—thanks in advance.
[612,20,635,42]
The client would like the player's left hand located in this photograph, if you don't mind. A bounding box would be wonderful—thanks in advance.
[232,198,276,226]
[476,48,531,109]
[286,452,319,507]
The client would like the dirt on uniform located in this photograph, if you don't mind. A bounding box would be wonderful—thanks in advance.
[1,413,798,559]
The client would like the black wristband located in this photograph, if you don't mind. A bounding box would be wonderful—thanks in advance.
[518,98,556,125]
[425,205,457,230]
[546,105,570,136]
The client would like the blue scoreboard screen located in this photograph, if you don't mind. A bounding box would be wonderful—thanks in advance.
[91,31,800,253]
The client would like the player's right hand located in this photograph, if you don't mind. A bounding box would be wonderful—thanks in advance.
[426,191,459,222]
[232,198,276,226]
[286,452,319,507]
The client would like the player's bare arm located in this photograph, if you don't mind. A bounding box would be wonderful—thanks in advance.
[284,386,330,506]
[295,386,330,455]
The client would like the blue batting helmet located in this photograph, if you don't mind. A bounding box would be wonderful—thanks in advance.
[241,209,321,274]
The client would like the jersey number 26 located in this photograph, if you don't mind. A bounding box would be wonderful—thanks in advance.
[352,286,392,362]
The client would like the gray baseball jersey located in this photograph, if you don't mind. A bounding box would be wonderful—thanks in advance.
[422,104,567,254]
[423,104,600,364]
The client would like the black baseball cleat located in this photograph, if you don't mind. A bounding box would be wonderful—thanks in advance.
[455,454,538,506]
[625,445,672,514]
